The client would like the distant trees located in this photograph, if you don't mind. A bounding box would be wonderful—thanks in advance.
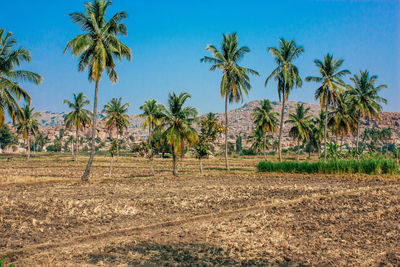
[201,32,259,171]
[65,0,132,181]
[265,39,304,162]
[0,124,17,150]
[0,28,42,126]
[63,92,91,161]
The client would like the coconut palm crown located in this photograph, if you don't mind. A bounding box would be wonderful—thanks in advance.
[0,28,42,125]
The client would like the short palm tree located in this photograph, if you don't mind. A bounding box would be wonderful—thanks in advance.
[65,0,132,181]
[306,54,350,160]
[265,38,304,162]
[162,92,198,176]
[103,97,130,161]
[138,99,164,175]
[16,104,40,161]
[251,99,279,160]
[286,103,313,161]
[347,70,387,159]
[308,110,326,158]
[201,33,259,171]
[248,127,268,155]
[0,28,42,125]
[330,94,356,146]
[63,92,92,161]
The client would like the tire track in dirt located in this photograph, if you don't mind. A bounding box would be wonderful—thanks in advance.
[2,184,397,261]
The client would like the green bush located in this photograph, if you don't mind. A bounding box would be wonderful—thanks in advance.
[257,158,398,175]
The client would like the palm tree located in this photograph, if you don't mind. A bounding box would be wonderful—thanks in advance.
[63,92,92,161]
[286,103,313,161]
[347,70,387,159]
[265,39,304,162]
[306,54,350,160]
[16,104,39,161]
[103,97,130,161]
[138,99,164,175]
[65,0,132,181]
[330,94,356,146]
[248,127,268,155]
[0,28,42,125]
[201,33,259,171]
[162,92,198,176]
[308,110,326,158]
[251,99,279,160]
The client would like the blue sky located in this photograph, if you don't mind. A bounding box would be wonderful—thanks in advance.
[1,0,399,114]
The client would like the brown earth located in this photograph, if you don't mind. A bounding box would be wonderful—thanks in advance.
[0,155,399,266]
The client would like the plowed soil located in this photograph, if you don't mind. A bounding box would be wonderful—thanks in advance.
[0,155,399,266]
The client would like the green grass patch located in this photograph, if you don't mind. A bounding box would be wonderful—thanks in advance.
[257,158,399,175]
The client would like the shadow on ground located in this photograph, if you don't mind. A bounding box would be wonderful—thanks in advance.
[86,242,308,266]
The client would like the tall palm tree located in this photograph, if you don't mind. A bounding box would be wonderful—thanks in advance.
[139,99,164,175]
[347,70,387,159]
[63,92,92,161]
[0,28,42,125]
[65,0,132,181]
[251,99,279,160]
[305,54,350,160]
[16,104,39,161]
[103,97,130,161]
[201,33,259,171]
[286,103,313,161]
[162,92,198,176]
[265,39,304,162]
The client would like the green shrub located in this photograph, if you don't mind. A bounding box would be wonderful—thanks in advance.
[257,158,398,175]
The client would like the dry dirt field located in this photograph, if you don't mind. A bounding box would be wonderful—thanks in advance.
[0,154,399,266]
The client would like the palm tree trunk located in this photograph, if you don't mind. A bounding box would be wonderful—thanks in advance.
[180,140,185,160]
[116,131,119,162]
[27,135,30,162]
[199,157,203,175]
[149,126,155,176]
[76,128,79,162]
[324,103,328,161]
[172,145,178,176]
[278,92,286,162]
[297,139,300,161]
[263,133,267,161]
[109,156,113,177]
[356,120,360,161]
[82,80,99,181]
[224,93,230,171]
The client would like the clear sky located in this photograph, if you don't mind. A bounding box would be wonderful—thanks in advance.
[1,0,399,114]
